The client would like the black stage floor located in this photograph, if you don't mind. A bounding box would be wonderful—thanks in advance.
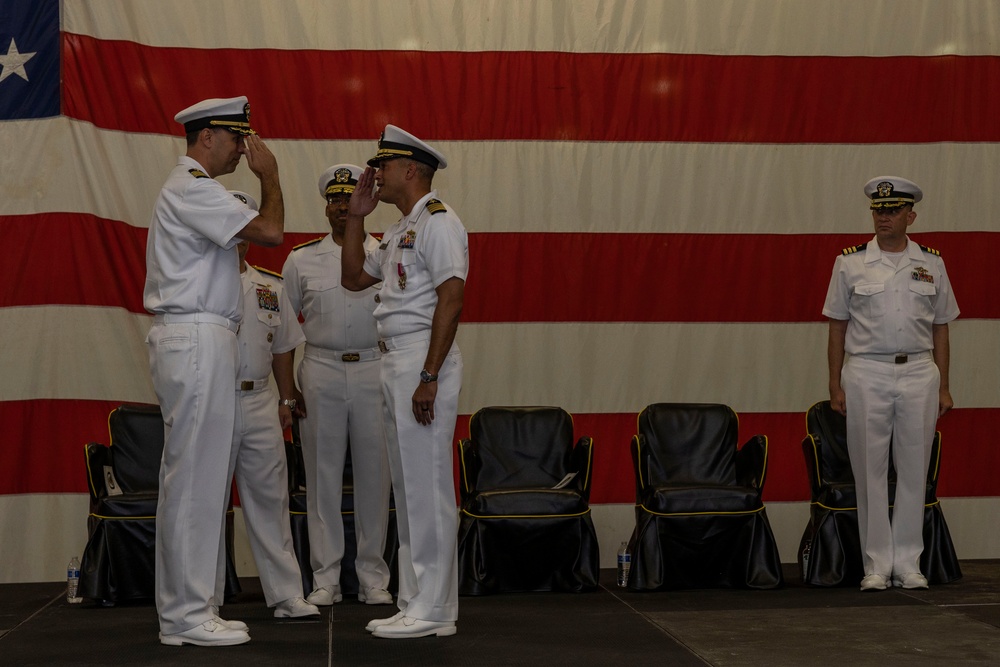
[2,563,999,666]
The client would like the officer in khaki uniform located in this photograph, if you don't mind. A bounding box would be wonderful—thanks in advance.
[145,97,284,646]
[342,125,468,639]
[823,176,959,592]
[281,165,393,607]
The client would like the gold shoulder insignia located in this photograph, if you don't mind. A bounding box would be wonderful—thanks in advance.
[919,244,941,256]
[253,266,283,280]
[292,237,324,251]
[426,198,447,215]
[841,242,867,255]
[188,168,209,179]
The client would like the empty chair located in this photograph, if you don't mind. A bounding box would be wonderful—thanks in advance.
[627,403,783,590]
[457,406,599,595]
[80,404,240,604]
[799,400,961,586]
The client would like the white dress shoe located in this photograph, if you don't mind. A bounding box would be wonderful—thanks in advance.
[892,572,929,589]
[860,573,889,591]
[372,616,457,639]
[358,587,393,605]
[211,606,248,631]
[306,586,342,606]
[274,597,321,618]
[159,619,250,647]
[365,610,406,633]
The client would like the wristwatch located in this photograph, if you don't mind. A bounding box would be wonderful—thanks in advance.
[419,369,439,383]
[279,398,297,410]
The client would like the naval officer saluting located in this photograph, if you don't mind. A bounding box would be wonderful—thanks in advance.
[144,96,284,646]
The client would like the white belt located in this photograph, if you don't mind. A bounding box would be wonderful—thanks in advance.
[154,313,240,334]
[378,330,431,353]
[852,350,932,364]
[237,378,269,391]
[304,343,381,362]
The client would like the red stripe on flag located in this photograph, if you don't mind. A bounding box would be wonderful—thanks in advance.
[2,214,997,321]
[4,398,996,501]
[61,34,1000,142]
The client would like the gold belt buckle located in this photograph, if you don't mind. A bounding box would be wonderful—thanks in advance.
[342,353,360,362]
[240,380,254,390]
[378,340,389,353]
[894,354,908,364]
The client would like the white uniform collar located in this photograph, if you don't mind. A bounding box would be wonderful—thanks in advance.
[864,236,923,264]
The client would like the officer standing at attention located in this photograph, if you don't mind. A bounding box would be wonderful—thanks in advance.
[205,190,319,620]
[281,165,393,607]
[342,125,467,639]
[823,176,959,592]
[144,96,283,646]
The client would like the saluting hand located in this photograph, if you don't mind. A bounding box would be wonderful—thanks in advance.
[243,134,279,181]
[349,166,380,218]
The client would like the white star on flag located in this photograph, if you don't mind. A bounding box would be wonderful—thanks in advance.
[0,38,36,84]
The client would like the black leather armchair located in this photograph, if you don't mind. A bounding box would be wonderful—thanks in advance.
[457,406,600,595]
[627,403,783,590]
[798,400,961,586]
[79,404,240,604]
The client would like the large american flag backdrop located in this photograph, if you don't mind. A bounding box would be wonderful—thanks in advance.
[2,0,999,582]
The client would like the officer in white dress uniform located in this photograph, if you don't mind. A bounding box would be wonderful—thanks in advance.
[281,165,393,607]
[144,97,284,647]
[342,125,467,639]
[823,176,959,592]
[205,191,319,620]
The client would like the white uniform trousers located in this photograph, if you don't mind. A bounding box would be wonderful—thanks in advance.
[842,353,939,578]
[147,320,239,635]
[381,337,462,623]
[211,384,304,607]
[297,350,391,592]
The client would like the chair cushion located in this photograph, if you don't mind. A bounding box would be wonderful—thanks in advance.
[463,488,590,517]
[641,485,763,515]
[92,492,159,519]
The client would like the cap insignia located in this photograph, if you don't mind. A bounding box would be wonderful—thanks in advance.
[876,181,893,198]
[334,167,351,184]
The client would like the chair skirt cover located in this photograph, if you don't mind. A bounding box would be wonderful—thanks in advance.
[458,512,600,595]
[628,508,783,590]
[798,503,962,586]
[80,501,241,603]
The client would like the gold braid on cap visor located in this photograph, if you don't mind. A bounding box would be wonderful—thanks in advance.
[870,199,914,209]
[209,120,256,135]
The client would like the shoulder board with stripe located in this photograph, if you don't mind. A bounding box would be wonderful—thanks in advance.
[292,237,324,251]
[253,266,283,280]
[841,242,867,255]
[919,244,941,256]
[188,168,210,179]
[425,198,447,215]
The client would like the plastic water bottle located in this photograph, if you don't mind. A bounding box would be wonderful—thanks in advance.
[66,556,82,603]
[616,541,631,587]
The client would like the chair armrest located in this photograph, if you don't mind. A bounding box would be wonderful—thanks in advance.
[457,438,480,503]
[569,436,594,501]
[83,442,112,503]
[630,433,647,499]
[800,434,822,498]
[735,434,768,491]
